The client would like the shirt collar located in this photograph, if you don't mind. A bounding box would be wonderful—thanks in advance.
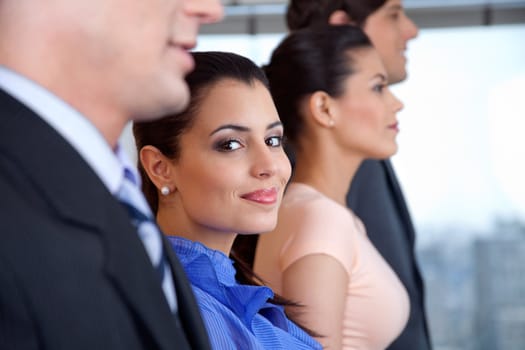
[116,144,141,187]
[0,65,125,195]
[168,236,287,327]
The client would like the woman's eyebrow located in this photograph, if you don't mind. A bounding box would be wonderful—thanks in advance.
[209,124,250,136]
[210,121,283,136]
[371,73,387,82]
[267,121,283,130]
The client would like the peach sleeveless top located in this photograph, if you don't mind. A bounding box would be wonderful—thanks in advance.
[254,183,410,350]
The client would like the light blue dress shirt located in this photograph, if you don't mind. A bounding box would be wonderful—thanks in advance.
[168,236,323,350]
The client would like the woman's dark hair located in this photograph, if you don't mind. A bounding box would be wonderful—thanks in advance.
[263,25,372,147]
[286,0,387,30]
[133,51,268,214]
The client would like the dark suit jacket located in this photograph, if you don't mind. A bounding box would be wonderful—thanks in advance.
[347,159,432,350]
[0,89,210,350]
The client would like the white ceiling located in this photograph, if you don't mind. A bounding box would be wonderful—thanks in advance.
[201,0,525,34]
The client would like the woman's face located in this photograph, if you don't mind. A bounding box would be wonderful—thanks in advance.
[170,79,291,238]
[332,48,403,160]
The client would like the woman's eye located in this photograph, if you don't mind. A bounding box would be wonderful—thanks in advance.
[266,136,283,147]
[373,84,386,93]
[389,11,400,20]
[216,139,243,152]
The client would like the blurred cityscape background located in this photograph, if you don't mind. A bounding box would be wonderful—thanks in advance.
[419,219,525,350]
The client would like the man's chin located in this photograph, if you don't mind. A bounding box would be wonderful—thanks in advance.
[388,70,408,85]
[170,87,190,114]
[160,82,191,116]
[133,88,190,122]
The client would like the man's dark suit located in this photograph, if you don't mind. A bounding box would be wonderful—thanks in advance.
[347,159,432,350]
[0,89,210,350]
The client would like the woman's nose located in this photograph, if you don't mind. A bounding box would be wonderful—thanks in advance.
[250,147,278,179]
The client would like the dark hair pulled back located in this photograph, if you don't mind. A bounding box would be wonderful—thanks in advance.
[263,25,372,146]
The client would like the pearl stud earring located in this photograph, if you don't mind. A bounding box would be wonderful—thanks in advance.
[160,186,170,196]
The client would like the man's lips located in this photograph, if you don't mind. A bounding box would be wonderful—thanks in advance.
[241,187,278,204]
[169,38,196,52]
[168,41,195,72]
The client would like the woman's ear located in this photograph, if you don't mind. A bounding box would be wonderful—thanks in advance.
[328,10,354,26]
[308,91,336,128]
[139,145,175,194]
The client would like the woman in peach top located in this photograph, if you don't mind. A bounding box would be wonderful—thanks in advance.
[253,25,410,349]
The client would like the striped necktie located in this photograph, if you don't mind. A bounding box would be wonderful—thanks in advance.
[117,172,178,313]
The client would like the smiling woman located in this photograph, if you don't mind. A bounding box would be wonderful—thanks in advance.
[134,54,291,252]
[132,51,320,350]
[146,77,290,250]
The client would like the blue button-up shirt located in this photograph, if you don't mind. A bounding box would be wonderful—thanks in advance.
[168,236,322,350]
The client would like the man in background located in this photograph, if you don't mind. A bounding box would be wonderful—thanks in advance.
[286,0,431,349]
[0,0,222,349]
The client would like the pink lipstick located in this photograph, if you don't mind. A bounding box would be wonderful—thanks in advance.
[388,122,399,132]
[241,187,278,204]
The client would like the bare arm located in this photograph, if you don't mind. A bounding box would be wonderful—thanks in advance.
[282,253,349,350]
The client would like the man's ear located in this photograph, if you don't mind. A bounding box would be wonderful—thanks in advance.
[308,91,336,128]
[139,145,175,194]
[328,9,354,26]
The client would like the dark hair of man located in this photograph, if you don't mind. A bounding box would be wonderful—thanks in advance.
[263,25,372,148]
[286,0,387,30]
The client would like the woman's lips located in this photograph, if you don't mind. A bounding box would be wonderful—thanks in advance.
[241,187,278,204]
[388,122,399,132]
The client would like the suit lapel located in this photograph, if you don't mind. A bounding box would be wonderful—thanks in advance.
[382,158,426,292]
[0,89,189,349]
[382,159,417,245]
[103,213,191,350]
[162,236,212,349]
